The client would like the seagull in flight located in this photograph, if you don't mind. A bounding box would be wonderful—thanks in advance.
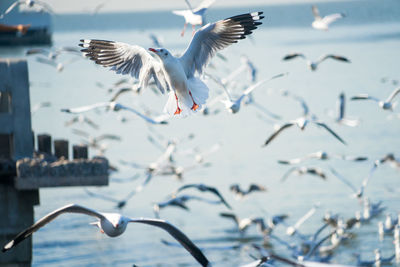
[229,183,267,199]
[277,151,367,165]
[281,166,327,182]
[173,183,232,209]
[79,12,264,116]
[220,73,286,114]
[351,87,400,111]
[263,116,347,147]
[333,92,360,127]
[282,53,350,71]
[0,0,54,19]
[1,204,210,267]
[61,101,169,125]
[172,0,215,36]
[311,5,345,31]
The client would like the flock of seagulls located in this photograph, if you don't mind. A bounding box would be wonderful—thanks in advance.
[2,0,399,266]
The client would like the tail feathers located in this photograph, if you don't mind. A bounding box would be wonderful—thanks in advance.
[163,78,209,117]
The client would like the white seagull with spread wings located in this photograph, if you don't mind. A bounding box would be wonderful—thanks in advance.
[1,204,210,267]
[80,12,264,116]
[172,0,216,36]
[311,5,345,31]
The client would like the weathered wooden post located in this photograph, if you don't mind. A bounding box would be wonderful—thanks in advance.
[37,134,52,154]
[54,139,69,159]
[0,59,38,267]
[73,144,88,159]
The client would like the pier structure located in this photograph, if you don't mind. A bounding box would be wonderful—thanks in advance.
[0,59,108,266]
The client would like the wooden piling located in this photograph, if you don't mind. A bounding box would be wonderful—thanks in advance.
[54,139,68,159]
[37,134,51,154]
[73,144,88,159]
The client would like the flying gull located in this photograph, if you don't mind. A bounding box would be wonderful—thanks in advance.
[173,183,232,209]
[311,5,345,31]
[351,87,400,111]
[282,53,350,71]
[172,0,215,36]
[1,204,210,267]
[79,12,264,116]
[230,183,267,199]
[62,101,169,125]
[0,0,54,19]
[278,151,367,165]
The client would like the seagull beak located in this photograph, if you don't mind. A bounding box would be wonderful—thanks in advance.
[115,223,119,228]
[148,48,158,53]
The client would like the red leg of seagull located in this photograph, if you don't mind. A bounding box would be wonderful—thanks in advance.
[174,93,182,115]
[188,91,199,111]
[181,23,187,37]
[192,25,196,36]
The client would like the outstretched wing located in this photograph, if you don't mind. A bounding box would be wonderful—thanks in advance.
[237,72,287,104]
[350,94,380,102]
[0,1,20,18]
[282,53,306,61]
[2,204,104,252]
[263,123,294,147]
[311,5,321,20]
[179,12,264,77]
[313,121,347,145]
[128,218,210,267]
[385,87,400,103]
[337,92,345,120]
[79,39,169,94]
[317,54,351,64]
[322,13,345,25]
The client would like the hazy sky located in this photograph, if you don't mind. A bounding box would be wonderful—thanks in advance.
[43,0,348,13]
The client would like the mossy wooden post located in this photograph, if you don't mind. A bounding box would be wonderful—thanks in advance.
[0,59,38,267]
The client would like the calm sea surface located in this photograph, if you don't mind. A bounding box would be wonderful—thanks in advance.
[1,0,400,266]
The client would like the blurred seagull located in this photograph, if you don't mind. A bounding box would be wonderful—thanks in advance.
[351,87,400,111]
[282,53,350,71]
[35,56,80,72]
[278,151,367,165]
[71,129,121,154]
[31,101,51,115]
[329,167,366,199]
[64,114,99,129]
[26,47,81,60]
[281,167,327,182]
[154,194,224,217]
[83,187,139,209]
[219,212,269,234]
[0,0,54,19]
[61,101,169,125]
[230,183,267,199]
[79,12,264,116]
[172,0,215,36]
[286,204,319,236]
[1,204,210,267]
[149,33,164,48]
[334,92,360,127]
[311,5,345,31]
[173,183,232,209]
[263,116,347,147]
[220,73,286,114]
